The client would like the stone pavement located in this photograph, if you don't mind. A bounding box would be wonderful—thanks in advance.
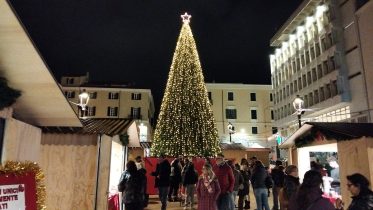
[144,190,274,210]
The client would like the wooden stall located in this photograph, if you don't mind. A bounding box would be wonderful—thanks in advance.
[279,122,373,206]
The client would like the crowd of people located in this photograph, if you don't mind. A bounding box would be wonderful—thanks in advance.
[117,154,373,210]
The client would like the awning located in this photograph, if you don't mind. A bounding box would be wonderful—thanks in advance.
[0,1,81,127]
[41,118,133,137]
[279,122,373,149]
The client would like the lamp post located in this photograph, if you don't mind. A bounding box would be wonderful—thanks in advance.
[293,95,305,128]
[227,122,235,143]
[70,89,90,118]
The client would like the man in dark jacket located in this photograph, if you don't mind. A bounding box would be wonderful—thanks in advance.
[151,154,171,210]
[213,154,235,210]
[168,157,182,202]
[271,160,285,210]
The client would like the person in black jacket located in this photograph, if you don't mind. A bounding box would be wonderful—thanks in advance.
[271,160,285,210]
[251,160,270,210]
[151,154,171,210]
[168,157,182,202]
[118,160,146,210]
[336,173,373,210]
[182,160,199,209]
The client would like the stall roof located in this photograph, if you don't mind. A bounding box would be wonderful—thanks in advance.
[221,143,247,150]
[0,1,81,127]
[279,122,373,149]
[41,118,133,137]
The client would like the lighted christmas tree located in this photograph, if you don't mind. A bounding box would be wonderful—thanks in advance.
[151,13,221,157]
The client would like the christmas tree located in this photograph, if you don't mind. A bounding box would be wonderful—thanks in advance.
[151,13,221,157]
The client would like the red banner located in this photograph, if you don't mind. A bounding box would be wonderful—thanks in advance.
[0,172,37,210]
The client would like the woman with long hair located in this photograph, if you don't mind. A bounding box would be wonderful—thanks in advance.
[336,173,373,210]
[279,165,300,210]
[288,170,334,210]
[196,163,221,210]
[251,160,270,210]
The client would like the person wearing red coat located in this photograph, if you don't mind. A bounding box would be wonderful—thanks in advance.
[213,154,235,210]
[197,163,221,210]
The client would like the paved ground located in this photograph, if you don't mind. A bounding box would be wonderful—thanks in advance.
[144,190,274,210]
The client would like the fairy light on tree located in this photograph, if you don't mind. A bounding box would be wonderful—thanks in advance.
[151,13,221,157]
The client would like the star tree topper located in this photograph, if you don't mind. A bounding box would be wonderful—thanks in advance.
[181,12,192,24]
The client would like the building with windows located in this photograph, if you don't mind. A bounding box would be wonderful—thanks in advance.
[269,0,372,140]
[60,73,155,147]
[206,83,275,150]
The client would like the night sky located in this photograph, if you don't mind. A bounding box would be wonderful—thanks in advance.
[9,0,303,110]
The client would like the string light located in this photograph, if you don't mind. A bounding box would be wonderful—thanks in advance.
[151,13,221,157]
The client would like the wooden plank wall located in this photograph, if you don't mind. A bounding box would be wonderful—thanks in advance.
[2,118,41,163]
[39,134,97,210]
[96,135,112,210]
[337,137,373,207]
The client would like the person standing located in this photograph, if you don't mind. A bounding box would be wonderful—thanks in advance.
[182,160,199,209]
[271,160,285,210]
[151,154,171,210]
[336,173,373,210]
[118,160,146,210]
[228,160,243,209]
[213,154,235,210]
[288,170,335,210]
[238,161,251,210]
[168,157,182,202]
[279,165,299,210]
[251,160,270,210]
[197,163,221,210]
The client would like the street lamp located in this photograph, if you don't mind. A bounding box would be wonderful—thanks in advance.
[293,95,305,128]
[227,122,235,143]
[70,89,90,118]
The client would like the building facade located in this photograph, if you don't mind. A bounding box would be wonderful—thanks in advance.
[60,74,155,143]
[206,83,275,149]
[269,0,372,140]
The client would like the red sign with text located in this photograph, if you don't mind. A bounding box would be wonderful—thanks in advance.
[0,173,37,210]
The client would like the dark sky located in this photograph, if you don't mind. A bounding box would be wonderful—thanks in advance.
[9,0,303,110]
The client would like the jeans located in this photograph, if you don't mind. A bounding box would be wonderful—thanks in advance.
[232,191,238,207]
[217,192,234,210]
[185,184,195,207]
[158,186,169,210]
[272,186,280,210]
[254,188,270,210]
[168,181,180,199]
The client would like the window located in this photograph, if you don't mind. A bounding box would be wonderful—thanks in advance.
[108,92,119,99]
[270,93,273,102]
[131,107,141,119]
[228,92,234,101]
[225,108,237,119]
[251,109,257,120]
[252,127,258,134]
[250,93,256,101]
[87,106,96,116]
[271,110,274,120]
[67,78,74,85]
[208,92,212,102]
[131,93,142,100]
[107,107,118,117]
[89,92,97,99]
[65,91,75,98]
[312,68,317,81]
[315,42,321,57]
[272,127,278,134]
